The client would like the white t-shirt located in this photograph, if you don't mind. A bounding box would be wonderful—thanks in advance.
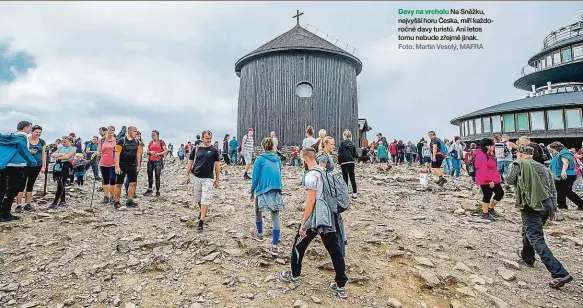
[302,137,316,149]
[305,165,324,200]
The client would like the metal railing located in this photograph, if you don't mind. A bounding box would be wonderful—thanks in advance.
[521,64,536,76]
[302,24,359,57]
[542,18,583,50]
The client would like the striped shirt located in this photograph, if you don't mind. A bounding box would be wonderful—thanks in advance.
[243,135,254,153]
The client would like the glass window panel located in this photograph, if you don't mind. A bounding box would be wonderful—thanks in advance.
[547,110,564,130]
[562,48,572,62]
[483,117,491,133]
[566,86,574,92]
[566,109,582,128]
[469,120,474,135]
[476,118,482,134]
[546,54,553,66]
[516,113,529,131]
[503,114,515,132]
[553,52,561,65]
[491,116,501,133]
[541,57,546,69]
[574,45,583,59]
[531,112,545,130]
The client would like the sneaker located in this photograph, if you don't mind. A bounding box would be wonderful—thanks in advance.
[517,248,535,267]
[155,191,160,197]
[14,205,24,213]
[126,200,138,208]
[58,202,67,207]
[266,246,278,257]
[23,203,34,211]
[488,208,499,218]
[351,193,358,199]
[48,203,58,210]
[279,270,300,284]
[196,220,204,233]
[481,212,495,221]
[251,231,264,242]
[244,173,251,180]
[549,275,573,289]
[143,189,153,196]
[329,282,348,299]
[113,201,121,209]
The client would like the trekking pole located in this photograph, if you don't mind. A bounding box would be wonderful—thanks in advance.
[43,148,49,196]
[90,176,97,208]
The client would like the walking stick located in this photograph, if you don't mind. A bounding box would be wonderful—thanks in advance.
[90,175,97,208]
[43,147,49,196]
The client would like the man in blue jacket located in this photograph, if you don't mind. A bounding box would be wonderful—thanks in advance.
[0,121,37,222]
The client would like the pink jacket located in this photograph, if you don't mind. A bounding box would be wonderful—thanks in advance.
[474,150,501,185]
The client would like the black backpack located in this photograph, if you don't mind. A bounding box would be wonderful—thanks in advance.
[466,153,476,177]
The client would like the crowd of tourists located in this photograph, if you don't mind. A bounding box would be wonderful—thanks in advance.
[0,121,576,291]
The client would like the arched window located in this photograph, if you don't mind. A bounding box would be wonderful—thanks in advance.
[296,82,313,98]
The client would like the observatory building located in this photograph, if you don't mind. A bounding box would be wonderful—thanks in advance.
[235,12,363,146]
[451,17,583,147]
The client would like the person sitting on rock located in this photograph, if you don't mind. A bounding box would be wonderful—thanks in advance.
[506,145,573,289]
[249,137,284,257]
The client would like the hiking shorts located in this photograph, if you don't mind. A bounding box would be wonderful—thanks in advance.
[115,165,138,185]
[242,152,252,165]
[191,175,214,205]
[431,155,444,168]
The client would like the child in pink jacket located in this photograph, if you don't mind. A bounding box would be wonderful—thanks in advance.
[474,138,504,221]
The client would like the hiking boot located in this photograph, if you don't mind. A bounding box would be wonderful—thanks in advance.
[265,246,278,257]
[155,191,160,197]
[481,212,495,221]
[48,203,58,210]
[14,205,24,213]
[143,189,153,196]
[113,201,121,209]
[23,203,34,211]
[251,231,264,242]
[196,220,204,233]
[329,282,348,299]
[280,270,300,284]
[488,208,499,218]
[126,200,138,208]
[103,196,109,204]
[549,275,573,289]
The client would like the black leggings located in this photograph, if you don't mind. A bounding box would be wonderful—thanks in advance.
[147,160,163,191]
[340,163,357,193]
[0,167,25,217]
[23,166,42,193]
[222,153,230,165]
[555,175,583,209]
[480,183,504,203]
[54,163,71,204]
[76,176,84,186]
[100,166,115,185]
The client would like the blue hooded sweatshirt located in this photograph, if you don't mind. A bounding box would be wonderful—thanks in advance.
[550,148,577,178]
[0,133,37,170]
[249,152,282,195]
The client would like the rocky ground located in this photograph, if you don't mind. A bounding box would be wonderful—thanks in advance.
[1,159,583,308]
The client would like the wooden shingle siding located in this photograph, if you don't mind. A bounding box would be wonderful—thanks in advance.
[237,52,359,147]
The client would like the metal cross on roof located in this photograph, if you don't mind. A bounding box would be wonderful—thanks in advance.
[293,10,303,25]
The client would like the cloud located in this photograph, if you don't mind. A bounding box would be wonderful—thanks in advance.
[0,1,581,147]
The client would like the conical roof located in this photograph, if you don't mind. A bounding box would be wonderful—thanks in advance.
[235,24,362,76]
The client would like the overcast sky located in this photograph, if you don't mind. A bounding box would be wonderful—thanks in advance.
[0,2,581,149]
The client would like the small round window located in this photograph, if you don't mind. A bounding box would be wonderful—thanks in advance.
[296,82,313,98]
